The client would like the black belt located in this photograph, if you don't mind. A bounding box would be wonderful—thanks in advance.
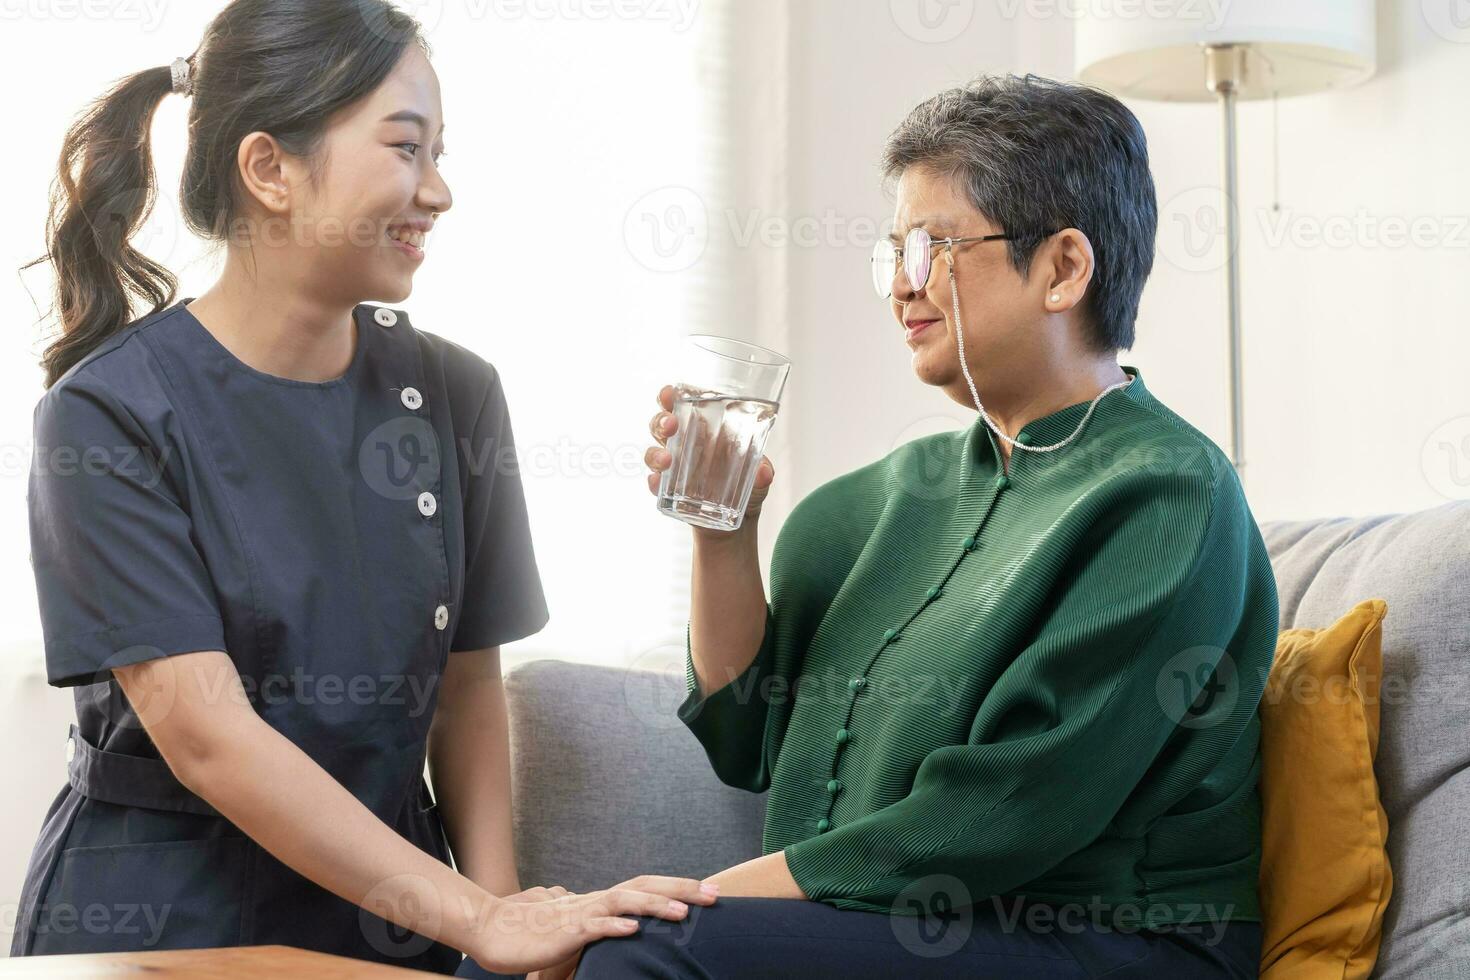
[66,723,222,818]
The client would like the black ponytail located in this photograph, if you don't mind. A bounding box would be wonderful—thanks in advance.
[28,61,179,389]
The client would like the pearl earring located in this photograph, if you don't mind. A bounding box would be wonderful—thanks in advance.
[1049,293,1060,303]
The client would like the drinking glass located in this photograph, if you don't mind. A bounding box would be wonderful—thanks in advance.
[656,335,791,532]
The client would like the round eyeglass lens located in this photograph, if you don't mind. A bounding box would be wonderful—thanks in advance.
[871,239,897,298]
[903,226,932,296]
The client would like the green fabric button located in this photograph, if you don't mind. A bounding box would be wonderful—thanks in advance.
[1017,432,1033,445]
[836,727,850,745]
[827,779,842,794]
[995,475,1011,491]
[849,677,867,691]
[817,818,830,832]
[926,586,941,600]
[961,535,976,551]
[882,627,898,643]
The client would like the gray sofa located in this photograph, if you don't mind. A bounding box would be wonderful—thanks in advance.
[504,501,1470,979]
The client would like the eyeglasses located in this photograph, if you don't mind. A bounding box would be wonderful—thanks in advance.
[871,227,1053,299]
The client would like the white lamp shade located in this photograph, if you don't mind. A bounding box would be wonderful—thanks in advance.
[1075,0,1376,101]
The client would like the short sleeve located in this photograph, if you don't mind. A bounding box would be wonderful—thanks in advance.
[29,376,226,688]
[449,362,549,652]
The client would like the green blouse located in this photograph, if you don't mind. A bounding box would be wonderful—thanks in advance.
[678,365,1278,928]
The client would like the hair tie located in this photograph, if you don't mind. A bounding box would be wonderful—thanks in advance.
[170,57,193,97]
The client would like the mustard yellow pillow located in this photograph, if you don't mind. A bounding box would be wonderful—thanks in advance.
[1259,597,1393,979]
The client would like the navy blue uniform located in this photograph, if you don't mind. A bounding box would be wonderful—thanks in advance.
[13,298,548,974]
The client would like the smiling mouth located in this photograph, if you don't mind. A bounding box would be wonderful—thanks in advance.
[905,319,940,340]
[387,233,425,261]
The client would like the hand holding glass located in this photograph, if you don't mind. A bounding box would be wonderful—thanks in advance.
[645,336,790,533]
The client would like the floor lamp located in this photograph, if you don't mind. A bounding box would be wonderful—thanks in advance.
[1074,1,1376,477]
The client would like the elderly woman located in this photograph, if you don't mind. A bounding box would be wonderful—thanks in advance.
[591,74,1277,978]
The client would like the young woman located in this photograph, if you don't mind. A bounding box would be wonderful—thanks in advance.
[620,75,1276,977]
[12,2,715,976]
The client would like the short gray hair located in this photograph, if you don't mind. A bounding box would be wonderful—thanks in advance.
[881,73,1157,353]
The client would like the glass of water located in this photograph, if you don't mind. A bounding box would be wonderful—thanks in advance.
[656,335,792,533]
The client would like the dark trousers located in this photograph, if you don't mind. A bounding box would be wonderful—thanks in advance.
[569,896,1262,979]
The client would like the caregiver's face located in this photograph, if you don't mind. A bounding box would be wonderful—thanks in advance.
[887,166,1034,395]
[273,44,453,306]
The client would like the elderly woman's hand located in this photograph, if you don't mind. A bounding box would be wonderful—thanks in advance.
[645,384,776,527]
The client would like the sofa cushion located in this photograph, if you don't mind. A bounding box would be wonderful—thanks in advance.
[1259,598,1393,978]
[1261,501,1470,979]
[505,659,765,893]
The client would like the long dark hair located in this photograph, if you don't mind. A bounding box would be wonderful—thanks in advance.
[26,0,430,389]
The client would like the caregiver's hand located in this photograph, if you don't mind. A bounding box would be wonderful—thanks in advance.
[507,887,576,980]
[523,881,717,980]
[508,875,718,907]
[645,384,776,530]
[506,885,571,902]
[469,876,715,974]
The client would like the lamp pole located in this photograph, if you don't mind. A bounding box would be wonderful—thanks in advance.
[1205,43,1247,477]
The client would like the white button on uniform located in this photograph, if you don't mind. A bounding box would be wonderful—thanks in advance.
[401,386,422,410]
[417,491,437,517]
[374,308,398,328]
[66,736,75,763]
[434,605,449,631]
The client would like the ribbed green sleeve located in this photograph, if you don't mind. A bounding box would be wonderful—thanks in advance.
[677,604,779,793]
[783,468,1258,913]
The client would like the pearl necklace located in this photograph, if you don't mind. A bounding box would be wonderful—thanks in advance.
[947,259,1133,455]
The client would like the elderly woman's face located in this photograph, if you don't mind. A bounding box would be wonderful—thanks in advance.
[888,166,1035,392]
